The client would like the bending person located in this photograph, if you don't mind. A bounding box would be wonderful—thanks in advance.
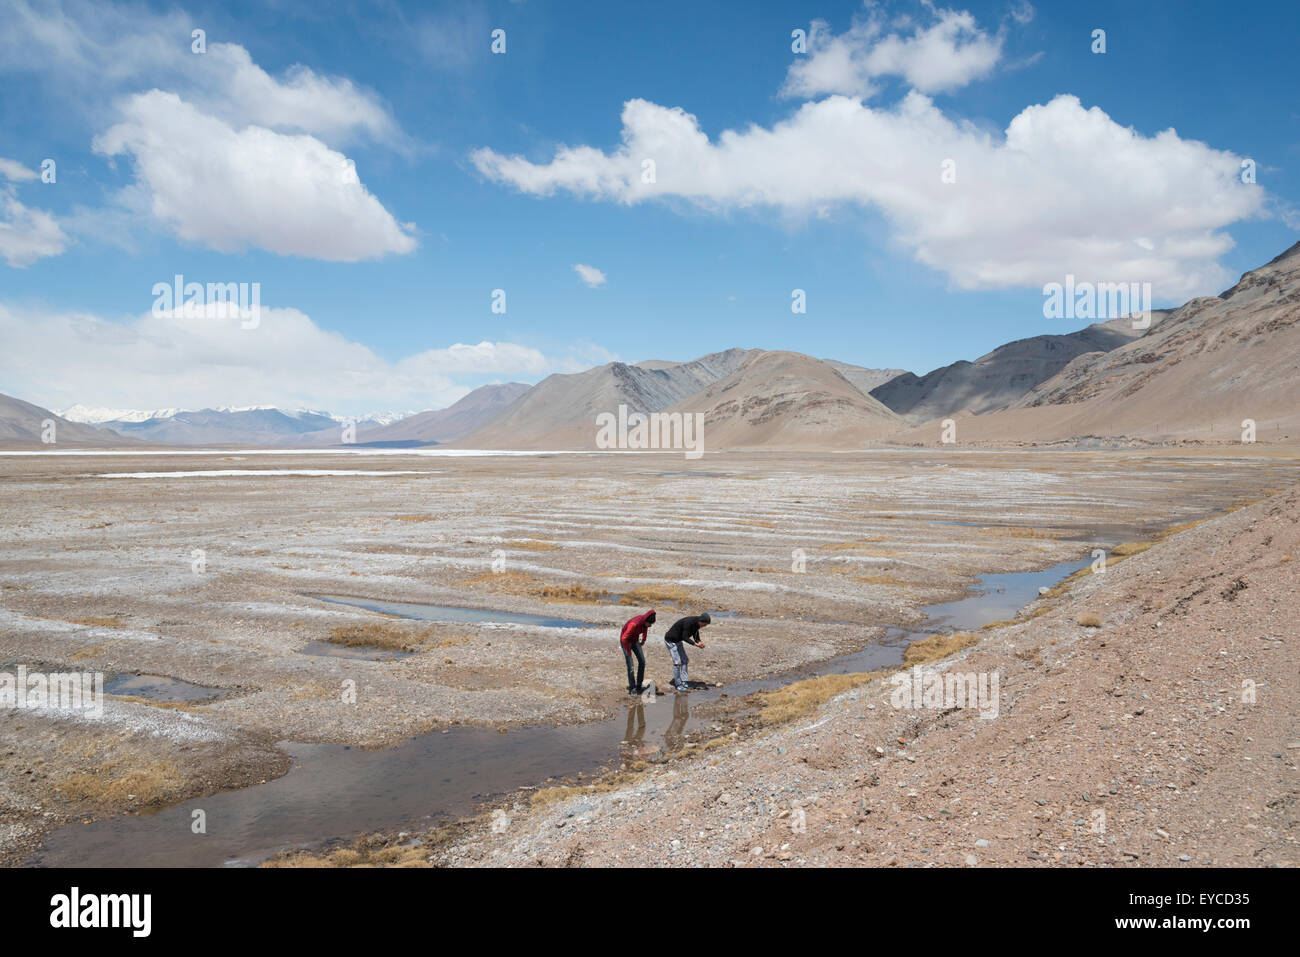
[663,612,710,691]
[619,608,656,695]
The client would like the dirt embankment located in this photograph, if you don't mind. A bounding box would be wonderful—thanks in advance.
[281,484,1299,867]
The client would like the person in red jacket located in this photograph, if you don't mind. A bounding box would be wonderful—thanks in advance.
[619,608,656,695]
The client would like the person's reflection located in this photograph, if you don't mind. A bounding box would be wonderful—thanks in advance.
[621,703,647,764]
[664,692,691,754]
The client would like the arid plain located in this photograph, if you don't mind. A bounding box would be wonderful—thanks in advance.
[2,445,1298,864]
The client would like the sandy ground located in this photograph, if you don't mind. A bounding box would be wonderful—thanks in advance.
[400,484,1300,868]
[1,446,1297,863]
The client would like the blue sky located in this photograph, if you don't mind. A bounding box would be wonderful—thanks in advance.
[1,0,1296,415]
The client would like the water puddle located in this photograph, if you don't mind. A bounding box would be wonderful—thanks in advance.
[313,595,595,629]
[298,640,412,662]
[33,555,1089,867]
[652,471,733,477]
[103,673,227,703]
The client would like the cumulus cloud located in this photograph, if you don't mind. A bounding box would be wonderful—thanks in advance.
[0,301,594,414]
[0,3,400,145]
[472,93,1263,300]
[0,186,68,267]
[93,91,417,261]
[396,341,552,375]
[192,44,399,146]
[2,1,412,260]
[0,157,38,182]
[573,263,607,287]
[783,7,1003,100]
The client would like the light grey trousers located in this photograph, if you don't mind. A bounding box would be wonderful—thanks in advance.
[666,640,689,685]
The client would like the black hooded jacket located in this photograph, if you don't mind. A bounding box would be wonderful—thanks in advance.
[664,614,708,646]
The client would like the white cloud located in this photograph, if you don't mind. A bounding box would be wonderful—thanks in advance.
[783,8,1003,100]
[1009,2,1036,25]
[0,186,68,267]
[0,3,401,145]
[0,301,596,414]
[2,2,411,261]
[573,263,607,287]
[472,93,1263,300]
[93,91,417,261]
[396,341,552,375]
[0,158,38,182]
[193,43,398,146]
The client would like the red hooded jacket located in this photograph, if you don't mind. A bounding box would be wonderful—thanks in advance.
[619,609,656,649]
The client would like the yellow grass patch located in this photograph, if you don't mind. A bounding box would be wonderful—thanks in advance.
[62,616,124,629]
[975,526,1062,539]
[529,767,649,806]
[539,583,610,604]
[55,758,185,808]
[903,632,979,666]
[618,584,692,608]
[504,539,562,551]
[756,671,882,725]
[822,538,887,551]
[328,622,435,651]
[1076,612,1103,628]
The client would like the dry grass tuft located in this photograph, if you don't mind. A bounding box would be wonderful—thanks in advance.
[822,538,887,551]
[63,616,125,629]
[539,583,610,603]
[618,584,692,608]
[975,526,1061,539]
[529,767,651,806]
[55,758,185,808]
[1076,612,1103,628]
[903,632,979,666]
[757,671,882,725]
[328,621,432,651]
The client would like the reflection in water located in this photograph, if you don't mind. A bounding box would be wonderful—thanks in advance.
[622,703,647,757]
[664,693,691,753]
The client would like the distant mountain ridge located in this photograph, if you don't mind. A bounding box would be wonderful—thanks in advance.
[346,383,532,446]
[0,394,139,447]
[664,350,902,448]
[868,315,1164,421]
[7,241,1299,449]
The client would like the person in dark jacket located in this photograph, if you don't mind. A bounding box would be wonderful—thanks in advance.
[619,609,656,694]
[663,612,710,691]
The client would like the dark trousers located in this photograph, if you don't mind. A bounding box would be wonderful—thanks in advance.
[622,641,645,691]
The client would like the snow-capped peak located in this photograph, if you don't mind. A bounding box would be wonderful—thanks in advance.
[58,405,185,424]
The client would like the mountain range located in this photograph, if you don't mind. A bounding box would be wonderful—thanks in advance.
[4,241,1298,450]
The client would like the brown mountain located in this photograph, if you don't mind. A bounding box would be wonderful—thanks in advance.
[899,241,1300,444]
[0,393,137,448]
[870,315,1162,422]
[333,382,532,446]
[458,348,758,448]
[665,350,903,449]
